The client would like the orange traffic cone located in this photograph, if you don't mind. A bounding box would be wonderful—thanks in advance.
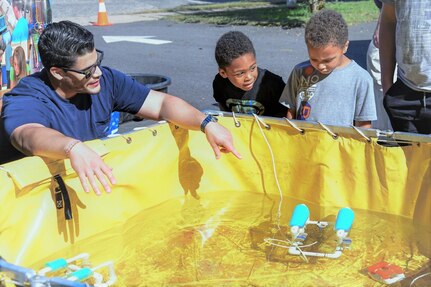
[93,0,112,26]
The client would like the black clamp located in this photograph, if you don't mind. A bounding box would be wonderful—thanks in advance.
[53,174,73,220]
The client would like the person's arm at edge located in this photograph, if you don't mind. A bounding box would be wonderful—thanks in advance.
[10,123,116,195]
[373,8,382,48]
[137,90,242,159]
[286,109,295,119]
[379,3,397,94]
[354,121,372,128]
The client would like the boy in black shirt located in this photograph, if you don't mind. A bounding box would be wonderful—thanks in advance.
[213,31,287,117]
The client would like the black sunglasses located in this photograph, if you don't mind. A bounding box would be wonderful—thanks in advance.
[62,49,104,79]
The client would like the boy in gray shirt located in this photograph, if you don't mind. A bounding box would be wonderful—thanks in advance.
[282,9,376,128]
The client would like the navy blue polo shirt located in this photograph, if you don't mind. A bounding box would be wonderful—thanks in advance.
[0,66,150,163]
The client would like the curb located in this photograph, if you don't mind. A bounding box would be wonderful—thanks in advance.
[54,12,175,26]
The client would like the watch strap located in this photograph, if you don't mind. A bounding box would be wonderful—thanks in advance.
[200,115,218,133]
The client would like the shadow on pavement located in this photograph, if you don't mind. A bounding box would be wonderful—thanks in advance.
[181,6,306,28]
[346,39,371,69]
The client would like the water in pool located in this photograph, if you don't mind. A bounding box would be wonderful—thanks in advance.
[110,191,430,286]
[33,191,431,286]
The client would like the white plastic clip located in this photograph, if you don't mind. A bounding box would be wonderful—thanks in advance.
[284,117,304,134]
[351,125,371,142]
[253,113,270,129]
[318,121,338,139]
[232,111,241,127]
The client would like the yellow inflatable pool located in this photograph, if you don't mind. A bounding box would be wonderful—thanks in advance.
[0,113,430,286]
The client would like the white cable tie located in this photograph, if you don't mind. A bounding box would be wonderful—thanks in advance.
[284,117,304,134]
[351,125,371,142]
[317,121,338,139]
[232,111,241,127]
[253,113,270,129]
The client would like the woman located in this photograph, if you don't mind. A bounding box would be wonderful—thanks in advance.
[10,45,28,88]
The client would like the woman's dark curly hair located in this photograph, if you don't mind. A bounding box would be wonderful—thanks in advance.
[215,31,255,69]
[305,9,348,48]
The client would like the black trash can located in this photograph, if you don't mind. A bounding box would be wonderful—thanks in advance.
[119,73,172,123]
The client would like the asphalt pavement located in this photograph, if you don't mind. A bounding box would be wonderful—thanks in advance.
[51,1,376,131]
[51,0,232,23]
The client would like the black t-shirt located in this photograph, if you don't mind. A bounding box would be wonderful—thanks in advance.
[212,67,287,117]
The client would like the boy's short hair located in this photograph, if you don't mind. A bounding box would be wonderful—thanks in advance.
[305,9,348,48]
[215,31,256,69]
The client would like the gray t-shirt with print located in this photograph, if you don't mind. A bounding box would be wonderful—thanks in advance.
[282,60,377,127]
[381,0,431,91]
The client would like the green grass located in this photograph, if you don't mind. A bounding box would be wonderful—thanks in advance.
[165,0,379,28]
[327,1,379,25]
[171,1,270,12]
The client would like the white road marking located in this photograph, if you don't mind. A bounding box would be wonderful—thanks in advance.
[103,36,172,45]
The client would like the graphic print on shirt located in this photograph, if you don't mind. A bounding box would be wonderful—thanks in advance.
[297,65,320,120]
[225,99,265,115]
